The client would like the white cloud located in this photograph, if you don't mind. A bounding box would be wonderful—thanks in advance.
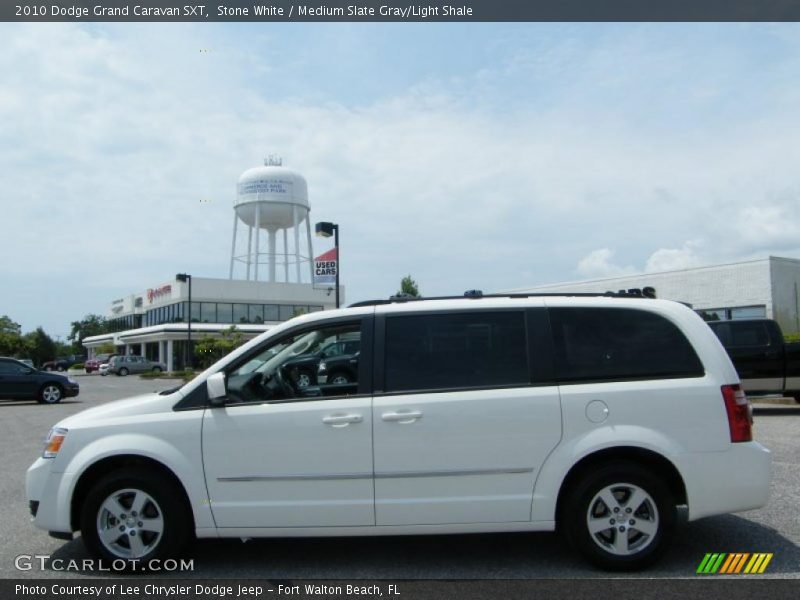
[577,248,636,278]
[644,241,703,273]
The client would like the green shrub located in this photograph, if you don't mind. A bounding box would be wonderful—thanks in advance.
[70,363,85,370]
[139,370,196,382]
[785,333,800,343]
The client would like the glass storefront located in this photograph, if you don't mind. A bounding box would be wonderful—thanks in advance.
[143,302,323,327]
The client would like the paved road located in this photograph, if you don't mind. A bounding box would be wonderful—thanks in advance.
[1,375,797,579]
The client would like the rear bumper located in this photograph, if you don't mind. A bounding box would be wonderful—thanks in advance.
[678,442,772,521]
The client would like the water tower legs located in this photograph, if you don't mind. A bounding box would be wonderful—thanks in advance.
[246,223,253,280]
[305,216,314,283]
[283,229,289,282]
[229,212,238,279]
[254,204,262,281]
[268,230,277,282]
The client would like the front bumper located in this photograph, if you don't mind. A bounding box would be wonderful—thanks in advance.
[26,457,76,535]
[64,384,80,398]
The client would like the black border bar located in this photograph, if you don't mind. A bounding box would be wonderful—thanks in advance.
[6,1,800,22]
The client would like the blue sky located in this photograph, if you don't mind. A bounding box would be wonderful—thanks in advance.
[2,22,800,338]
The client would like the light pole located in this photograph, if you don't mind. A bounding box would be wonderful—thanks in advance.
[176,273,192,369]
[315,221,339,308]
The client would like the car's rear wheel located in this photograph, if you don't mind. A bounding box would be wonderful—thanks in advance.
[118,367,129,376]
[562,461,675,571]
[329,372,351,385]
[80,468,191,569]
[39,384,63,404]
[56,365,65,372]
[152,367,162,373]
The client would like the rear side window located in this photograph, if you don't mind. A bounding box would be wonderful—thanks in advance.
[711,322,771,347]
[550,308,704,383]
[384,311,529,393]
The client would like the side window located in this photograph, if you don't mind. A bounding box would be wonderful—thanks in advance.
[225,321,362,403]
[730,322,771,347]
[0,361,16,374]
[550,308,704,383]
[384,311,529,393]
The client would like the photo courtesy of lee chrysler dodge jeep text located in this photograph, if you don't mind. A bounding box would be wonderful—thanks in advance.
[26,292,772,570]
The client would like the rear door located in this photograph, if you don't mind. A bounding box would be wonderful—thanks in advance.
[371,305,562,525]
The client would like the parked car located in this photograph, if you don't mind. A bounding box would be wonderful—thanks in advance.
[85,353,117,374]
[27,292,771,571]
[42,355,86,372]
[107,355,167,376]
[317,350,359,385]
[707,318,800,402]
[0,357,79,404]
[282,339,360,388]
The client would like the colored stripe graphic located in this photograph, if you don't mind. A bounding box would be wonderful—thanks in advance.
[697,553,726,574]
[697,553,773,574]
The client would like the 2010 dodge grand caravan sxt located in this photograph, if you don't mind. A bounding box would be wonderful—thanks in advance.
[27,293,772,570]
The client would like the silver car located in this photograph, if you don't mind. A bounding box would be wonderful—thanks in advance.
[108,355,167,376]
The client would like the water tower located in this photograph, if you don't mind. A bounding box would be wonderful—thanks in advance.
[229,157,314,283]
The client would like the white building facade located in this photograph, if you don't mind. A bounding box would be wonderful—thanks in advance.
[84,277,341,371]
[507,256,800,335]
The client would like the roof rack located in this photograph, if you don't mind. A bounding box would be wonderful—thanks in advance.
[348,287,656,308]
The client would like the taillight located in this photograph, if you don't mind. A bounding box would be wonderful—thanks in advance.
[721,384,752,443]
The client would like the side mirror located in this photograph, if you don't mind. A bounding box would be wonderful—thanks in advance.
[206,372,228,406]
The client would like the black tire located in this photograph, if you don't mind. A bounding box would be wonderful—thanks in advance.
[39,383,63,404]
[80,467,191,570]
[791,393,800,404]
[152,367,162,374]
[328,371,351,385]
[56,365,65,372]
[118,367,129,376]
[45,366,54,372]
[561,461,675,571]
[295,369,315,388]
[85,369,92,374]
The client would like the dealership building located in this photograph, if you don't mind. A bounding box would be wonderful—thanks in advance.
[83,159,341,370]
[507,256,800,335]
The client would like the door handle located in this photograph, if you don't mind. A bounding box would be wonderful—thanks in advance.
[322,414,363,427]
[382,410,423,423]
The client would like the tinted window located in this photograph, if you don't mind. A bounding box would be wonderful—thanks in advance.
[384,311,529,393]
[550,308,704,383]
[712,321,771,347]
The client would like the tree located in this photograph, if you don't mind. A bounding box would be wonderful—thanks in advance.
[194,326,246,369]
[68,314,112,349]
[22,327,56,367]
[398,275,420,298]
[0,315,24,356]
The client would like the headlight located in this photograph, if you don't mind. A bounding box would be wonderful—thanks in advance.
[43,428,68,459]
[67,377,77,384]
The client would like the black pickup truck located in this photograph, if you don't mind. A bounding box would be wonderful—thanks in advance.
[707,318,800,402]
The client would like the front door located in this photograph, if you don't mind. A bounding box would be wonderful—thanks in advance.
[202,318,375,528]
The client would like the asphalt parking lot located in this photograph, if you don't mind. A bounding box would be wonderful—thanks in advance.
[1,374,797,579]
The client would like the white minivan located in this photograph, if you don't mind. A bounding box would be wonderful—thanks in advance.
[27,293,772,570]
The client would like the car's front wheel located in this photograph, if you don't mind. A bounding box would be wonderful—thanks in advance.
[152,366,162,373]
[80,468,191,569]
[39,384,63,404]
[562,461,675,571]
